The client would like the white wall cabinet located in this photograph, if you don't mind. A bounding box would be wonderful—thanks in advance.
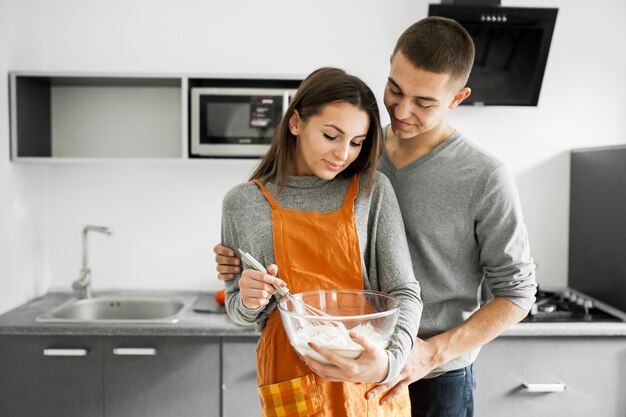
[10,75,184,160]
[474,336,626,417]
[9,73,301,162]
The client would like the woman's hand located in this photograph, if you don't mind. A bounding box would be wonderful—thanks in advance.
[301,331,390,383]
[238,264,286,309]
[213,243,241,281]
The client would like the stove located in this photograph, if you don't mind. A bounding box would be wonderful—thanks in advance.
[521,288,626,323]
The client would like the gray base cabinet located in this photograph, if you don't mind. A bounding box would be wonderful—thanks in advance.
[0,335,104,417]
[0,335,223,417]
[4,333,626,416]
[104,337,220,417]
[222,337,261,417]
[474,336,626,417]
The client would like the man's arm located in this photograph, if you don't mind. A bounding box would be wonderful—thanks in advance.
[214,243,240,281]
[367,297,528,404]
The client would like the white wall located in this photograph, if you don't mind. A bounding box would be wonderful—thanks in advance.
[453,0,626,284]
[0,0,48,313]
[2,0,625,312]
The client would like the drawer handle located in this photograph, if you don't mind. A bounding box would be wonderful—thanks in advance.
[113,347,157,356]
[522,383,566,392]
[43,348,88,357]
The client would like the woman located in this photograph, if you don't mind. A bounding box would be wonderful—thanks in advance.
[221,67,421,417]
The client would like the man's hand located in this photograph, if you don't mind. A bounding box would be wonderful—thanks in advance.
[301,331,390,384]
[366,338,438,404]
[213,243,240,281]
[366,297,530,404]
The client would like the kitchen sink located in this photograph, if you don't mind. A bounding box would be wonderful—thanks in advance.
[36,295,189,323]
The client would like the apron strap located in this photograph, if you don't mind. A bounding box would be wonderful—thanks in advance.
[341,175,360,212]
[252,179,281,209]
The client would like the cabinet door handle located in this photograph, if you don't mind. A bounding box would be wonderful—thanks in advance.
[113,347,157,356]
[522,382,566,392]
[43,348,88,357]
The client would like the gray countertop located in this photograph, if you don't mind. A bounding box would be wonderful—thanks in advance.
[504,321,626,337]
[1,291,626,338]
[0,291,259,337]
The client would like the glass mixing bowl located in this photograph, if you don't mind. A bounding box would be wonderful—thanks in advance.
[278,289,399,364]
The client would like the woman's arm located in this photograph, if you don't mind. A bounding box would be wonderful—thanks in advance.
[220,185,281,326]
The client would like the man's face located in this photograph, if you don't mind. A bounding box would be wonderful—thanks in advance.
[383,50,466,140]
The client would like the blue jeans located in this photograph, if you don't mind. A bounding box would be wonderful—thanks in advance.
[408,365,476,417]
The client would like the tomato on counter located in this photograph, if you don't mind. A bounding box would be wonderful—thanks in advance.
[215,289,226,306]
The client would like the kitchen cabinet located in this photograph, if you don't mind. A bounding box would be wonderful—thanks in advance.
[0,335,221,417]
[0,335,104,417]
[10,74,184,161]
[3,291,626,417]
[222,337,261,417]
[9,73,302,162]
[103,337,220,417]
[474,336,626,417]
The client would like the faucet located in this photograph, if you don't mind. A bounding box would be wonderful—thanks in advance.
[72,225,113,299]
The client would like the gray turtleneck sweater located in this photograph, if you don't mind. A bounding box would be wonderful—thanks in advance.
[221,171,422,384]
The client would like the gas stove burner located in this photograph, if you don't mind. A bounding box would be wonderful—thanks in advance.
[522,289,625,323]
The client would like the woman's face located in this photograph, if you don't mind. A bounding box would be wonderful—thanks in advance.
[288,101,369,180]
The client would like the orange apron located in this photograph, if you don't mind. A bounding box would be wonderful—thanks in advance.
[253,176,411,417]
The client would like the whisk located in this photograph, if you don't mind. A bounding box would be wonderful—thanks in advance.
[237,249,327,315]
[237,249,348,333]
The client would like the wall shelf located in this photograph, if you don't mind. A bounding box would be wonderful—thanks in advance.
[9,72,302,162]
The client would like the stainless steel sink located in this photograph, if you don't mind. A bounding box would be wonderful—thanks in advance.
[36,295,189,323]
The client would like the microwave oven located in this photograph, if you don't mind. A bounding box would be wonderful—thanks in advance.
[190,87,296,157]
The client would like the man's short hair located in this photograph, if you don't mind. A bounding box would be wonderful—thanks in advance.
[394,16,475,89]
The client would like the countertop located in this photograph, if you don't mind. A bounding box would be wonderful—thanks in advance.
[0,291,259,337]
[1,291,626,337]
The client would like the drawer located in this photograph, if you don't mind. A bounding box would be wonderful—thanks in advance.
[474,337,626,417]
[103,336,220,417]
[0,335,103,417]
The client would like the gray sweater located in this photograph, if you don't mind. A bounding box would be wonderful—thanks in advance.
[221,171,423,383]
[378,129,537,376]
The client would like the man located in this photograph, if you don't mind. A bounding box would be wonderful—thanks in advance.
[214,16,536,417]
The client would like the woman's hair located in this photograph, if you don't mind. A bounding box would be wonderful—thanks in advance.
[250,67,382,193]
[394,16,475,90]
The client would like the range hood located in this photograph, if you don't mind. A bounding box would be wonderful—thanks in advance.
[429,0,558,106]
